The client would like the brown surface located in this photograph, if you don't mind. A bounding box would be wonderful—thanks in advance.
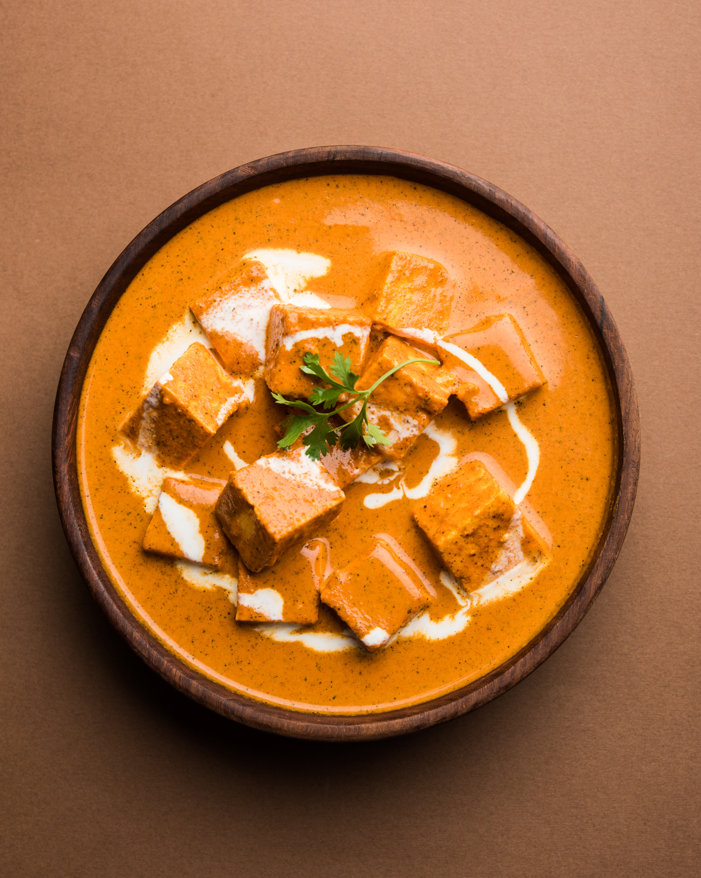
[1,0,699,874]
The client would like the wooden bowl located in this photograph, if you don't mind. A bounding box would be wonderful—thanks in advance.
[52,146,640,741]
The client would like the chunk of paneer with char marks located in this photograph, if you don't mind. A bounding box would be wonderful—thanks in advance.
[413,459,550,591]
[215,446,345,572]
[121,343,248,468]
[320,536,437,651]
[235,538,330,624]
[143,475,234,568]
[442,314,546,419]
[191,258,279,374]
[265,304,371,399]
[340,335,450,460]
[362,251,452,334]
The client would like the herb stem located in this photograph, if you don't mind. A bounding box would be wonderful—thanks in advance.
[363,357,440,395]
[274,351,441,459]
[313,357,439,421]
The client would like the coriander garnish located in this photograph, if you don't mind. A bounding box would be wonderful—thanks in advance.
[272,351,440,460]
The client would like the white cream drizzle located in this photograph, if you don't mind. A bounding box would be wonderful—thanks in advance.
[290,292,332,309]
[399,570,471,641]
[439,338,509,401]
[400,606,471,640]
[362,422,459,509]
[244,249,330,304]
[239,377,257,404]
[471,557,542,606]
[398,554,545,643]
[176,560,238,602]
[505,403,540,505]
[143,311,257,408]
[158,492,205,563]
[194,250,331,366]
[258,449,338,491]
[355,461,401,485]
[114,443,239,599]
[390,326,540,504]
[439,569,470,606]
[237,588,285,621]
[361,627,391,649]
[222,441,248,471]
[143,311,213,393]
[281,323,369,350]
[200,285,276,364]
[215,392,244,427]
[403,423,459,499]
[112,443,187,515]
[367,406,422,444]
[363,484,405,510]
[255,624,357,653]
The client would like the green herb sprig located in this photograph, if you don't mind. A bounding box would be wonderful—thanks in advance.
[272,351,440,460]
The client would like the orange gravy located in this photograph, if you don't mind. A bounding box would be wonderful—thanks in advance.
[77,175,618,714]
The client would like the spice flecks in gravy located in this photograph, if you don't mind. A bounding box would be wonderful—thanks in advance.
[78,175,617,714]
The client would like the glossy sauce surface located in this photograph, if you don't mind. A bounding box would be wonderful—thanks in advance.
[78,175,618,714]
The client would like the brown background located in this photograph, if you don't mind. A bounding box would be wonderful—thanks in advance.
[1,1,699,875]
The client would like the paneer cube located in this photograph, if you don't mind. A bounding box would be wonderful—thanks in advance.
[432,364,464,397]
[143,475,233,568]
[442,314,546,418]
[191,258,279,374]
[265,304,371,399]
[320,536,436,651]
[340,335,450,459]
[121,343,248,467]
[215,446,345,572]
[318,441,384,489]
[413,459,550,590]
[235,537,330,624]
[362,251,452,334]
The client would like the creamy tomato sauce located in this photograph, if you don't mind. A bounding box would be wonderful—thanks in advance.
[77,175,617,714]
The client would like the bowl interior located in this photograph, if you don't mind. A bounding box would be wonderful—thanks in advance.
[53,146,640,740]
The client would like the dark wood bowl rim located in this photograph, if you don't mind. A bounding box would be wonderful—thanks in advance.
[52,145,640,741]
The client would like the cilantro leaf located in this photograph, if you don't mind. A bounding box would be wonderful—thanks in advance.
[271,392,319,415]
[364,422,391,447]
[299,352,333,383]
[302,419,338,460]
[328,351,359,390]
[273,349,440,459]
[276,414,320,449]
[300,352,349,394]
[339,409,366,450]
[308,385,343,410]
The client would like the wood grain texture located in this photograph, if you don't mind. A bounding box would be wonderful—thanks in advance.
[52,145,640,741]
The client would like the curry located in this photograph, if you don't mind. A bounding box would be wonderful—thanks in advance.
[77,174,617,714]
